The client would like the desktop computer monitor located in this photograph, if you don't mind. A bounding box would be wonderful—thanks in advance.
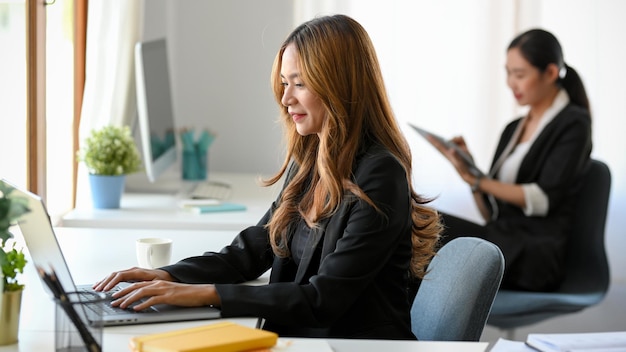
[134,38,177,183]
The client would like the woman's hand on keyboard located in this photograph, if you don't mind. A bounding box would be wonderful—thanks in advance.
[110,280,221,311]
[92,267,174,293]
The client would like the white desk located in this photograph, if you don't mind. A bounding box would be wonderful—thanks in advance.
[61,172,281,230]
[1,332,488,352]
[2,227,488,352]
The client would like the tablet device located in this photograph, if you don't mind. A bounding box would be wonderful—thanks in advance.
[408,123,485,177]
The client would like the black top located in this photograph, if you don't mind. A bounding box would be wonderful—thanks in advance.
[290,218,312,266]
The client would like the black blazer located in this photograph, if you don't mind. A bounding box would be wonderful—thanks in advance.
[162,143,416,339]
[483,103,592,290]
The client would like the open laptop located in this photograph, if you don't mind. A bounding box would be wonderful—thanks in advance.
[2,179,222,326]
[408,123,485,178]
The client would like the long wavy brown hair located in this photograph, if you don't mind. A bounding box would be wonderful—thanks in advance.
[262,14,441,278]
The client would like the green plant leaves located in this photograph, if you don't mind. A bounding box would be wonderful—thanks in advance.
[0,183,31,292]
[76,125,143,176]
[1,243,26,292]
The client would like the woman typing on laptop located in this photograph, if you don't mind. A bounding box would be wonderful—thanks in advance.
[428,29,592,292]
[94,14,441,339]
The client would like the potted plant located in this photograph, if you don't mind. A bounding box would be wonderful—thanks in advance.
[0,182,30,345]
[76,124,142,209]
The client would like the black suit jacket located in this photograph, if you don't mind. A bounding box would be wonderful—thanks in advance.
[483,103,592,290]
[162,143,416,339]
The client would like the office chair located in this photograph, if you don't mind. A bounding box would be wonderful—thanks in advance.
[411,237,505,341]
[487,159,612,339]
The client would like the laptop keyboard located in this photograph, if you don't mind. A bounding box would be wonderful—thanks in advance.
[188,181,232,200]
[78,287,154,315]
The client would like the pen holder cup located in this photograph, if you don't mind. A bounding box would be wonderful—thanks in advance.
[182,149,207,181]
[55,291,106,352]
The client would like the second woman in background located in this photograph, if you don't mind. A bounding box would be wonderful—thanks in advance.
[432,28,592,292]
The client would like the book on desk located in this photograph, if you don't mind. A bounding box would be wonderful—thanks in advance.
[177,200,247,214]
[130,322,277,352]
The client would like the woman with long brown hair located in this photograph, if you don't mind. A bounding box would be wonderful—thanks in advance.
[95,14,441,339]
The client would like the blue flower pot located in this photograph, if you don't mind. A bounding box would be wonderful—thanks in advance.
[89,174,126,209]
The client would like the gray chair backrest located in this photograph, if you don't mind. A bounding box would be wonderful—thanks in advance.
[411,237,504,341]
[561,159,611,293]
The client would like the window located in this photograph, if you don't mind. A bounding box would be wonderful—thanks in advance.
[0,2,27,188]
[0,0,77,225]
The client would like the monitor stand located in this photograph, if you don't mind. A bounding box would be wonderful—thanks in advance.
[124,162,196,195]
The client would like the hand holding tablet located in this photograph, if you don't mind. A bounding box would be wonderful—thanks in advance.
[408,123,485,178]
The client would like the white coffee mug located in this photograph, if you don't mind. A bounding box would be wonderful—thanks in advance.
[136,238,173,269]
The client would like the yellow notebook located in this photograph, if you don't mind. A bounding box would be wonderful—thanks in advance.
[130,322,278,352]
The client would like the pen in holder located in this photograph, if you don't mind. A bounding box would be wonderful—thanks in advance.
[180,129,215,181]
[54,291,106,352]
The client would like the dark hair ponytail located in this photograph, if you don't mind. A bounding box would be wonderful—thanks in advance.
[559,64,590,113]
[509,29,591,116]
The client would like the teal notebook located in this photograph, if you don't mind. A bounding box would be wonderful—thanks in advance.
[181,202,247,214]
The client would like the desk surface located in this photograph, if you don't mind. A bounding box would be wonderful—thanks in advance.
[62,172,281,230]
[0,332,488,352]
[3,227,488,352]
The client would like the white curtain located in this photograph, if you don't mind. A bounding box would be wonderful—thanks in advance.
[79,0,143,134]
[76,0,144,206]
[294,0,626,278]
